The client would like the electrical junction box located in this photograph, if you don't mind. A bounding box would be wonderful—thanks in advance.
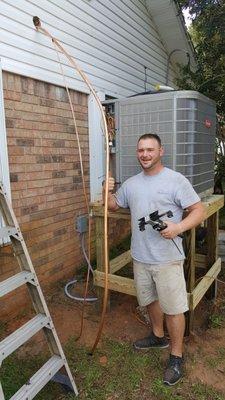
[76,215,88,233]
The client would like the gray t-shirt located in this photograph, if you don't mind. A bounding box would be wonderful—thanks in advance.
[114,167,200,264]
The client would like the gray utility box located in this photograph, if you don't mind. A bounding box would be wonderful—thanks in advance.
[108,91,216,195]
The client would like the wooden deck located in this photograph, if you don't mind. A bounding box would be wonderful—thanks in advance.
[91,194,224,334]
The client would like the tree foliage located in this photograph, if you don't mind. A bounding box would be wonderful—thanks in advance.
[175,1,225,191]
[176,0,225,118]
[178,0,223,17]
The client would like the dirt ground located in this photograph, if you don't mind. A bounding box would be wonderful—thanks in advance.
[4,273,225,396]
[50,282,225,392]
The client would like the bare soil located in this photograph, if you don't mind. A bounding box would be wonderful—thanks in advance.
[4,275,225,396]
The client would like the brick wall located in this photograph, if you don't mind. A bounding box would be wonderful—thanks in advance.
[1,72,90,317]
[1,72,130,319]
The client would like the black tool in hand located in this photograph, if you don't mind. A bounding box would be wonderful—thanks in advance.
[138,210,172,231]
[138,210,183,254]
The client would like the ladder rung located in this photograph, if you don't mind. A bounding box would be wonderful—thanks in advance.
[0,314,50,364]
[10,355,64,400]
[0,226,20,240]
[0,271,35,297]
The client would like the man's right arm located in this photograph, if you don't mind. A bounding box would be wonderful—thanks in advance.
[102,177,120,211]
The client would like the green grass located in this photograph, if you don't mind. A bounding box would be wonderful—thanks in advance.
[0,353,64,400]
[66,337,160,399]
[190,383,225,400]
[206,346,225,370]
[151,378,184,400]
[209,314,224,328]
[2,337,225,400]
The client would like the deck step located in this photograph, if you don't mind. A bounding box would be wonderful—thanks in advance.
[0,271,35,297]
[10,355,64,400]
[0,314,50,364]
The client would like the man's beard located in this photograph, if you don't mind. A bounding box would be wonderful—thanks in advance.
[138,156,160,171]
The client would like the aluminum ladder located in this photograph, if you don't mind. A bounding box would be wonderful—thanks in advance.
[0,182,78,399]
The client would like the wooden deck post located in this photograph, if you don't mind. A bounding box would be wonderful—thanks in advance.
[95,215,106,310]
[184,228,196,335]
[205,211,219,300]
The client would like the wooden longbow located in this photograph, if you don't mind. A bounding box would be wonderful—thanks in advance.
[33,16,110,354]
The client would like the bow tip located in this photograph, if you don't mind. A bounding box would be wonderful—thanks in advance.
[33,16,41,28]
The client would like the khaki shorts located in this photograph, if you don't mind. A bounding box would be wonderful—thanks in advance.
[133,259,188,315]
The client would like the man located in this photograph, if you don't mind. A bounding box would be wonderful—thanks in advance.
[104,133,205,386]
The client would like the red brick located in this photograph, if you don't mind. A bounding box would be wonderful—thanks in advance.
[1,71,94,319]
[4,90,21,101]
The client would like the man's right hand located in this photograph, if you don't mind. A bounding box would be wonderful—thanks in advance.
[102,176,115,193]
[102,176,119,210]
[108,177,115,192]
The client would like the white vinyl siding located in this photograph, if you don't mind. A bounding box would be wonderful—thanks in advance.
[0,0,173,97]
[0,0,180,201]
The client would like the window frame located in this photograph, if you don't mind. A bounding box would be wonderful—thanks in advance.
[0,62,11,244]
[0,62,10,196]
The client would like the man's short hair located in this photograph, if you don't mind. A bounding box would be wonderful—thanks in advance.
[138,133,162,147]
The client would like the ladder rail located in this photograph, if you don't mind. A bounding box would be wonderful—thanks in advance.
[0,185,20,233]
[0,188,68,359]
[0,182,78,397]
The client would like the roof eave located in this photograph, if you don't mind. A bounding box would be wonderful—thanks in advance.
[145,0,197,70]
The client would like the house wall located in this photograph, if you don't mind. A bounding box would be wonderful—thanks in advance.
[1,70,89,317]
[0,0,174,98]
[1,71,130,319]
[0,0,178,201]
[0,0,179,318]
